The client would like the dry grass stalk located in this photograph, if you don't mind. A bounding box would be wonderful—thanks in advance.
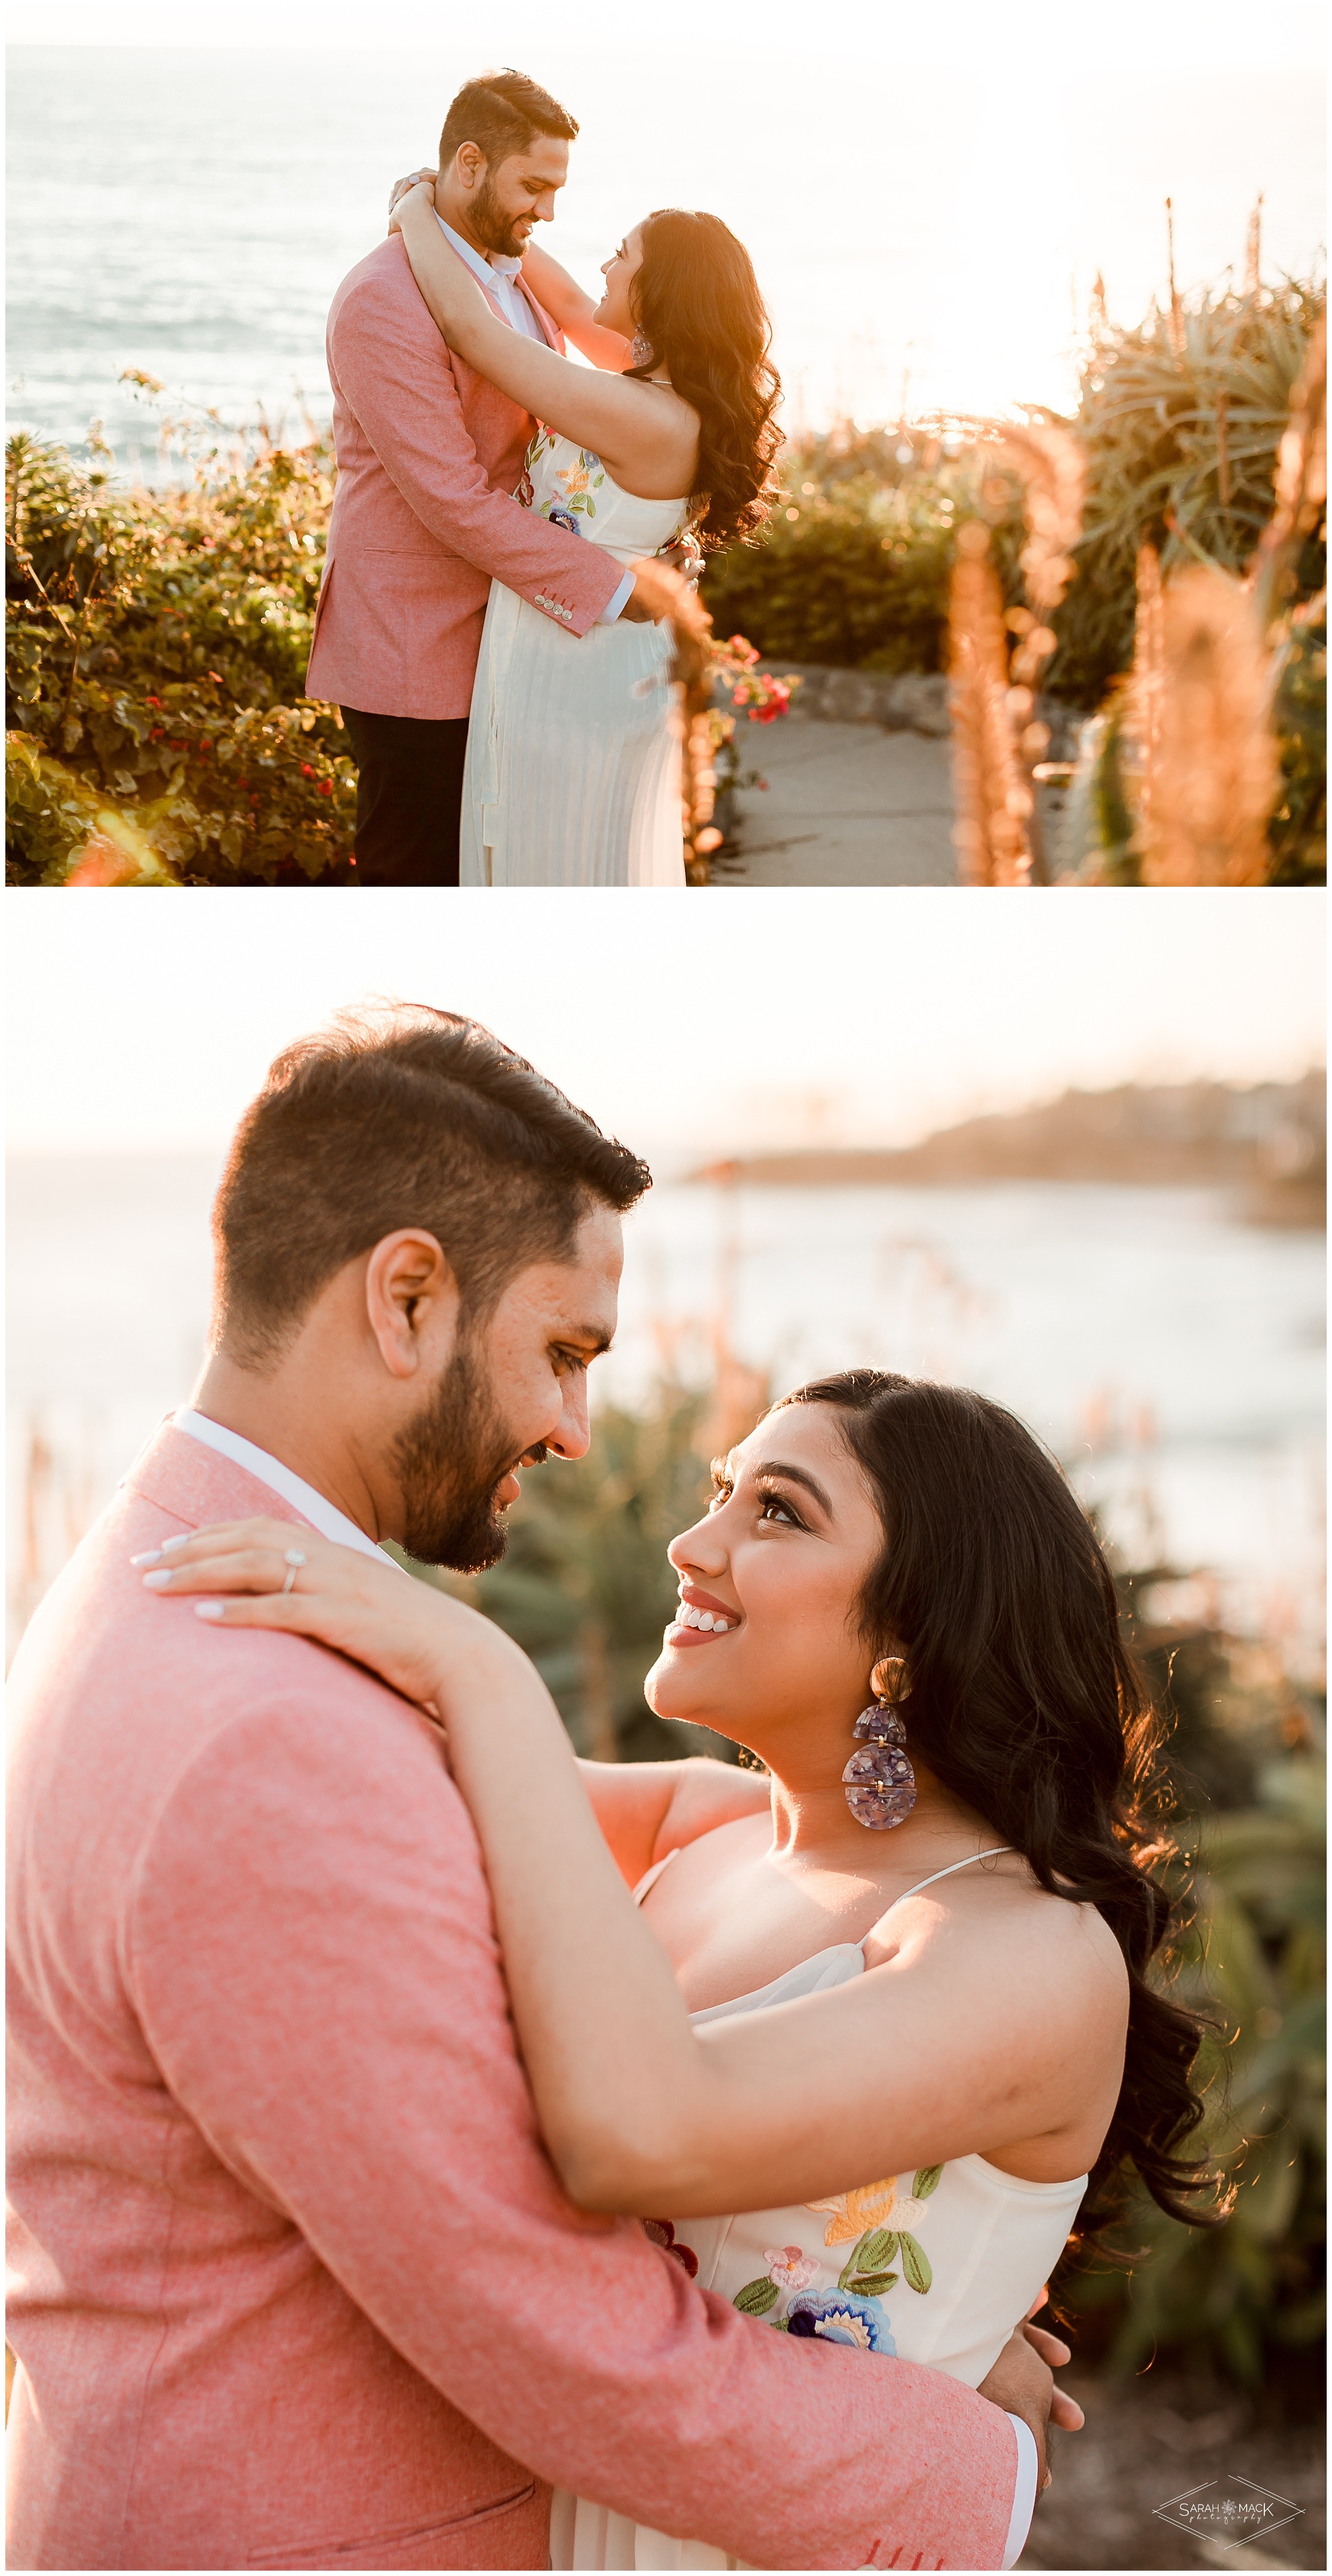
[948,524,1035,885]
[1244,196,1263,300]
[1135,564,1279,884]
[1129,543,1165,857]
[1253,306,1327,631]
[949,422,1084,882]
[1165,198,1187,366]
[995,423,1086,617]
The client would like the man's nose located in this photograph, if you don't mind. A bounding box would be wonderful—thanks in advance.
[545,1374,591,1462]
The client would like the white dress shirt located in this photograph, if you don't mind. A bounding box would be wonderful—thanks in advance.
[435,214,633,627]
[1002,2414,1039,2568]
[172,1408,399,1566]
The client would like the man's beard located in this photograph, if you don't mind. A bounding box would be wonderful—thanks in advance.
[468,172,527,261]
[392,1340,534,1572]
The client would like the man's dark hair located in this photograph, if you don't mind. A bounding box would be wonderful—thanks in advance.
[212,1005,648,1368]
[439,68,578,175]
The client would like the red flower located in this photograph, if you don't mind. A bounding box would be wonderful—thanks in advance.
[319,781,332,796]
[149,728,164,741]
[145,695,161,708]
[300,762,313,777]
[643,2219,699,2278]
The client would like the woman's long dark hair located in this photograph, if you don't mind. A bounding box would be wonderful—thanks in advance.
[627,209,781,552]
[777,1370,1223,2244]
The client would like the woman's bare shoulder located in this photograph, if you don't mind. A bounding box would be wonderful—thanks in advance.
[868,1856,1130,2021]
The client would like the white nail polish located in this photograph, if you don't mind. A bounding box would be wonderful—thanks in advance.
[195,1602,226,1621]
[141,1569,174,1589]
[129,1550,163,1567]
[160,1534,191,1554]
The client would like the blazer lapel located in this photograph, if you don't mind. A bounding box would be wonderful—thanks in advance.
[516,276,563,352]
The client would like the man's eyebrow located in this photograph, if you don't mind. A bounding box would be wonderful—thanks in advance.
[562,1323,613,1357]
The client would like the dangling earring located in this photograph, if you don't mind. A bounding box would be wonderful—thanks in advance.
[842,1656,917,1830]
[629,329,654,368]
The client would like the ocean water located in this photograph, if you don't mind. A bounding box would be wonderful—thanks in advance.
[7,1156,1324,1668]
[7,43,1326,469]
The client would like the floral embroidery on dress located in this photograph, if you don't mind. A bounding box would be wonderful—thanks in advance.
[806,2169,943,2295]
[786,2289,896,2354]
[643,2218,699,2278]
[806,2176,896,2245]
[765,2243,819,2291]
[521,435,607,537]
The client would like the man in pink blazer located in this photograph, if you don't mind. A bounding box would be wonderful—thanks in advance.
[7,1007,1065,2571]
[307,69,673,887]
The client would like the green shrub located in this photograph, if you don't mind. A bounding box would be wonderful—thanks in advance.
[703,433,1025,674]
[1059,1750,1325,2383]
[6,428,354,884]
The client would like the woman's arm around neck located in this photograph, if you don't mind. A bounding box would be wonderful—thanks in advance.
[394,187,696,500]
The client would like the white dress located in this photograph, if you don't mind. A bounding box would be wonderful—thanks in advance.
[550,1849,1089,2573]
[461,427,689,886]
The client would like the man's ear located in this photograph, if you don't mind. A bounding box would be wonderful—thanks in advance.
[363,1230,461,1382]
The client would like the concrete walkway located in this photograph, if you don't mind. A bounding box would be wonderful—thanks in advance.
[709,719,958,886]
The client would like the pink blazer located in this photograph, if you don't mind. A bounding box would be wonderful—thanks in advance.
[305,236,623,721]
[6,1424,1019,2572]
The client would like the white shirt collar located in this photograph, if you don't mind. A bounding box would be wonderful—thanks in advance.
[436,213,522,286]
[171,1408,396,1566]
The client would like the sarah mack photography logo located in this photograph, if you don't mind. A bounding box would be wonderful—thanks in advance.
[1154,2471,1306,2553]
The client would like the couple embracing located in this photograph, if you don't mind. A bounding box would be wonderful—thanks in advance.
[7,1006,1217,2571]
[308,69,775,887]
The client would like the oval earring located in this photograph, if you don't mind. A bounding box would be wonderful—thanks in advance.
[842,1658,917,1830]
[629,329,654,368]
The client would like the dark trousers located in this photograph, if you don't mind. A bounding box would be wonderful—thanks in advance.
[342,707,469,887]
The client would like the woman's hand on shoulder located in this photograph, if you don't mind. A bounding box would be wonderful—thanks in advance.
[133,1516,522,1711]
[387,169,437,232]
[388,176,439,239]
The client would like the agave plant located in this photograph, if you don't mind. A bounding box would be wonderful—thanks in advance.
[1051,273,1325,706]
[1057,1747,1326,2382]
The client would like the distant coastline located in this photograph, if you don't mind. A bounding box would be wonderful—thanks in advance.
[692,1078,1327,1225]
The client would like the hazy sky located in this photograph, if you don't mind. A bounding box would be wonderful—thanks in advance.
[10,2,1325,428]
[7,889,1323,1164]
[15,0,1327,61]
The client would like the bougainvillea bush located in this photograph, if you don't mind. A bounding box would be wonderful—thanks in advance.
[6,428,355,885]
[6,422,795,887]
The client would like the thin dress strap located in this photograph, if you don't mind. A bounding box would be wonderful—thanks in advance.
[890,1845,1016,1907]
[632,1846,681,1906]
